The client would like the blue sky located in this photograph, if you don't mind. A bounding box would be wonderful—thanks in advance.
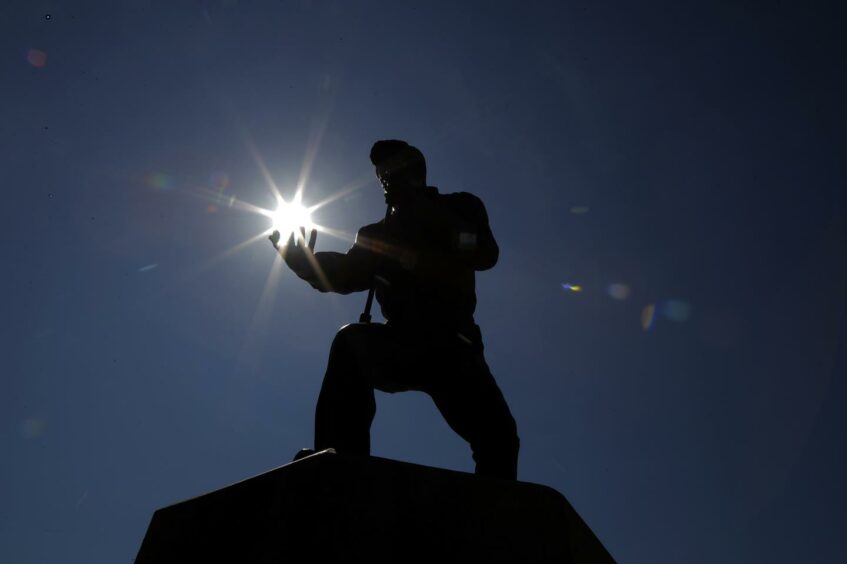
[2,1,846,562]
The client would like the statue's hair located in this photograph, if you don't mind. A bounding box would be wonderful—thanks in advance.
[369,140,426,182]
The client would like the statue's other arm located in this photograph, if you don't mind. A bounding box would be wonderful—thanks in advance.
[411,192,499,272]
[453,192,499,271]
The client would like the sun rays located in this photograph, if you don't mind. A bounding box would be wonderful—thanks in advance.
[200,122,372,363]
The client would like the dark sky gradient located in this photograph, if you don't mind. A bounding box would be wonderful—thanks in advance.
[3,1,846,562]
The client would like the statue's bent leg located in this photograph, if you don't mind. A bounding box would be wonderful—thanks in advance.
[314,323,390,455]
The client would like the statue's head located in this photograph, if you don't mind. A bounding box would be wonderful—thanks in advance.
[370,140,426,204]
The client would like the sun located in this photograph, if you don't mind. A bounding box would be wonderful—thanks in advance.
[268,196,314,238]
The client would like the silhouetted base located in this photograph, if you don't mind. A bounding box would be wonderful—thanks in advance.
[136,450,614,563]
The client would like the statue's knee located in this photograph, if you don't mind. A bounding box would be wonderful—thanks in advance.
[330,323,370,355]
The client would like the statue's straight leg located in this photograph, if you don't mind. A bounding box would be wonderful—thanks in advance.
[426,351,520,480]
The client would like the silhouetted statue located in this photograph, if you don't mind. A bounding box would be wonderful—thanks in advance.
[270,140,519,480]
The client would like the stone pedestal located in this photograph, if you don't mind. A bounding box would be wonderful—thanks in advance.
[136,450,614,563]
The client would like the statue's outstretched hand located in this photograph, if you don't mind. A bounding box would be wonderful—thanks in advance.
[278,227,317,276]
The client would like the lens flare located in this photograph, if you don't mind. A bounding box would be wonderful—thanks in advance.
[209,171,230,191]
[146,172,173,191]
[608,283,631,300]
[663,300,692,321]
[27,49,48,68]
[21,417,48,439]
[641,304,656,330]
[562,283,582,292]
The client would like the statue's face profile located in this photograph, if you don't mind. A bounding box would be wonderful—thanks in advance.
[376,165,411,203]
[376,163,423,194]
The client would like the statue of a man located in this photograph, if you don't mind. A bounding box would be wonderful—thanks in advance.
[271,140,519,479]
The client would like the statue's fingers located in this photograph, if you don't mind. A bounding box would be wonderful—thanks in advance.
[269,230,281,248]
[308,228,317,251]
